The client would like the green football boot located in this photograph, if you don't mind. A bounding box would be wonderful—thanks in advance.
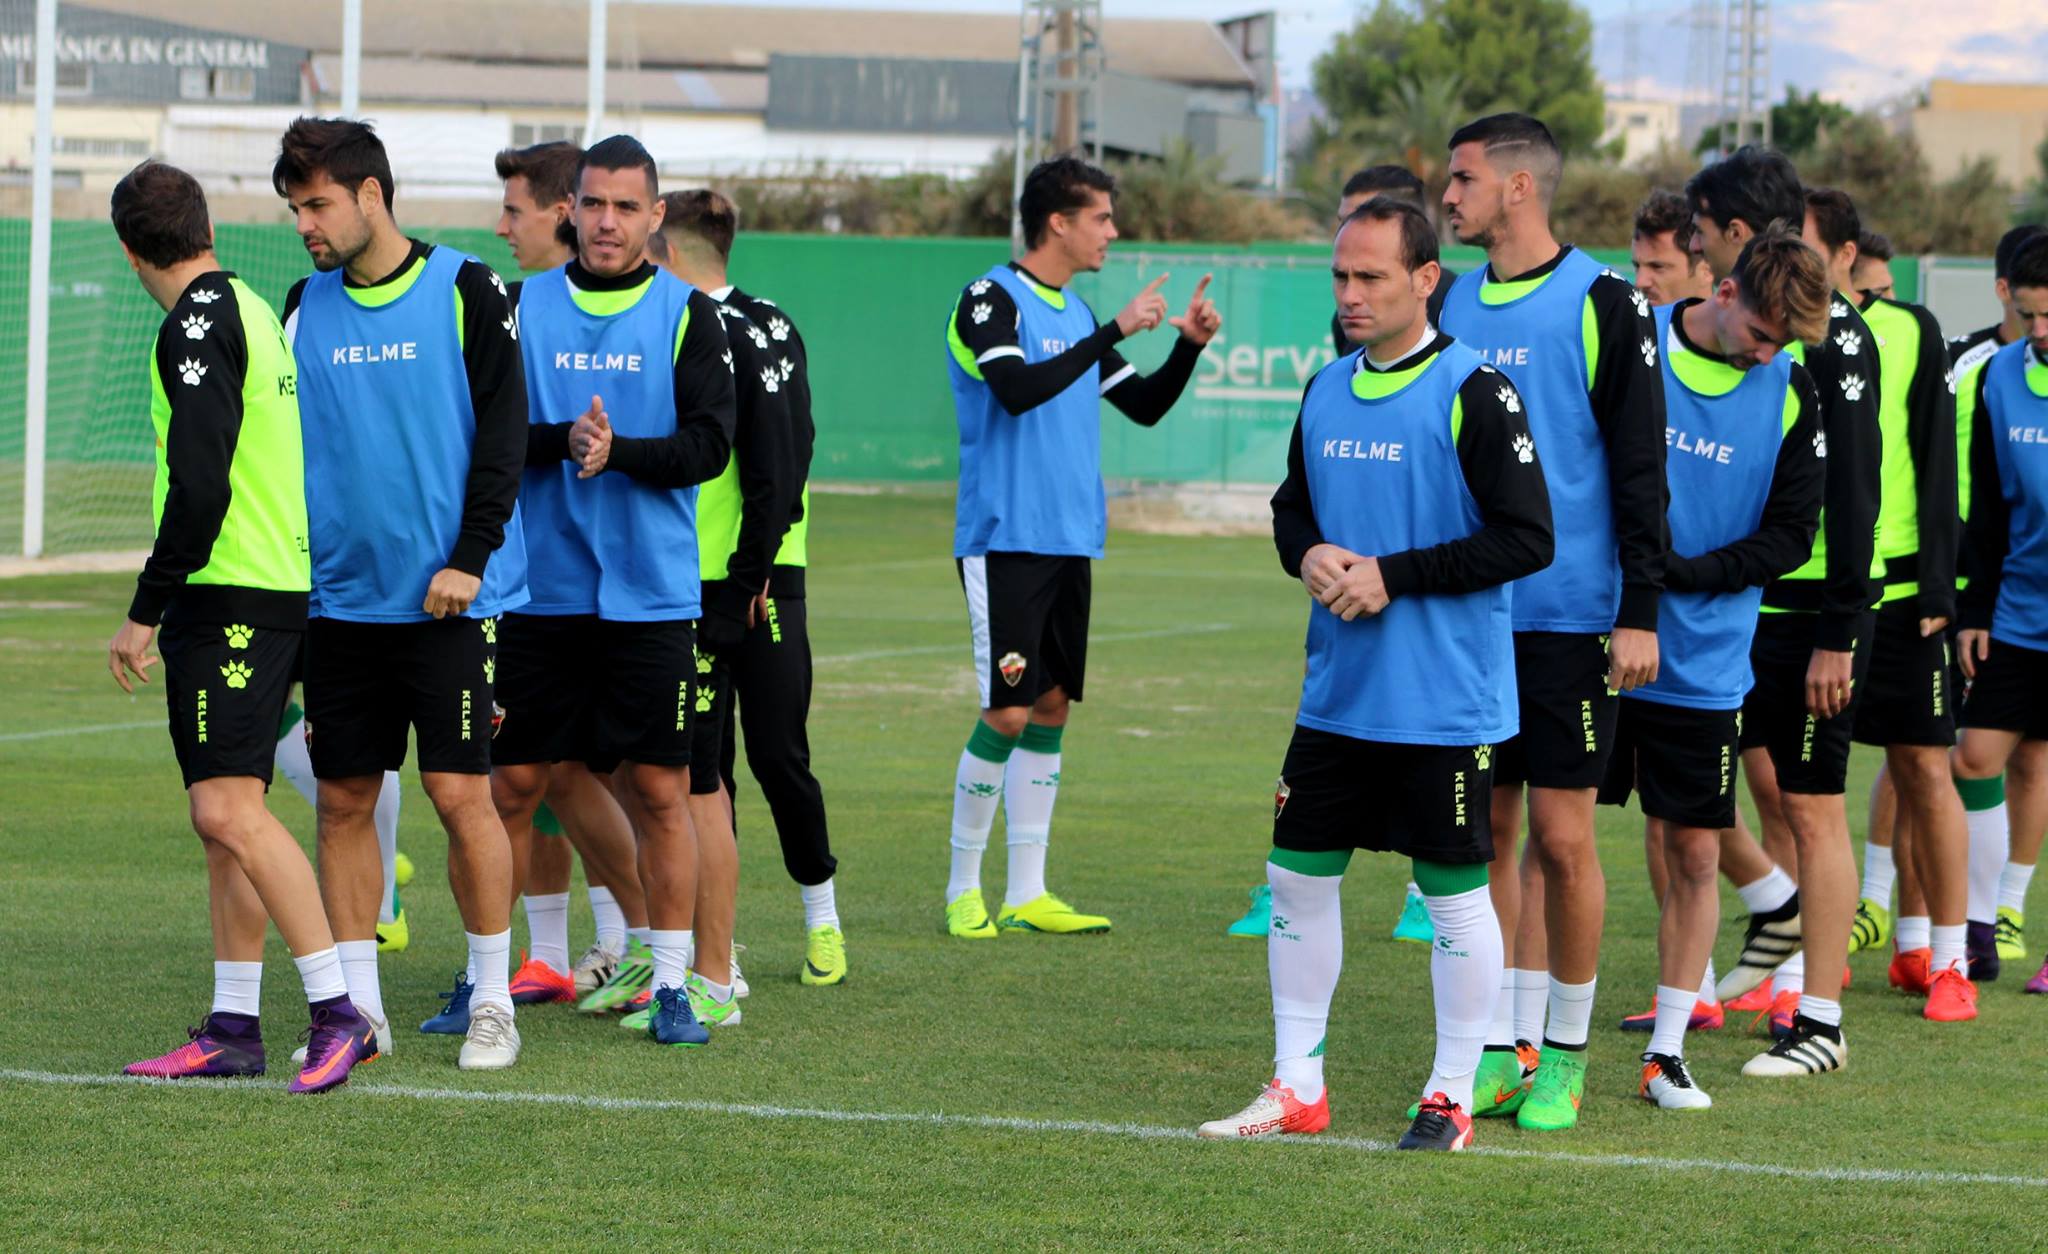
[685,972,743,1028]
[577,936,654,1013]
[1996,906,2027,961]
[1848,897,1892,955]
[1516,1045,1588,1132]
[1473,1041,1539,1117]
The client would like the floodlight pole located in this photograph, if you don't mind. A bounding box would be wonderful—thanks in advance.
[585,0,608,143]
[23,0,56,557]
[340,0,361,117]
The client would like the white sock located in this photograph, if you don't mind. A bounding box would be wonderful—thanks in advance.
[293,946,348,1003]
[1700,959,1718,1005]
[2000,861,2036,916]
[651,928,693,993]
[1897,915,1931,951]
[1796,993,1841,1028]
[335,938,384,1022]
[1512,968,1549,1044]
[1486,971,1517,1047]
[212,960,262,1018]
[1860,841,1895,906]
[627,925,653,950]
[1737,865,1797,914]
[1545,977,1596,1048]
[692,970,734,1003]
[375,770,401,924]
[1002,746,1060,907]
[1420,885,1503,1111]
[273,712,317,809]
[1268,862,1343,1103]
[1646,984,1696,1059]
[523,892,571,973]
[1775,950,1805,995]
[467,929,513,1015]
[1930,922,1967,976]
[589,886,628,955]
[801,878,840,930]
[1966,800,2008,922]
[948,745,1009,901]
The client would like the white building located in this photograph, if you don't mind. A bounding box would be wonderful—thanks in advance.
[1601,95,1682,166]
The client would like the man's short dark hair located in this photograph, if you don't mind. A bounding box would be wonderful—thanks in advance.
[1803,187,1861,254]
[1996,224,2048,280]
[1019,156,1116,250]
[273,116,395,211]
[110,161,212,269]
[2009,235,2048,292]
[1341,164,1425,207]
[1447,112,1562,200]
[576,134,658,198]
[1857,229,1893,263]
[659,190,738,262]
[497,140,582,248]
[1686,144,1803,237]
[1338,195,1440,273]
[1632,189,1695,243]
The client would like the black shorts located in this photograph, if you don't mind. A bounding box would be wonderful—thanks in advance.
[1960,636,2048,740]
[1738,609,1876,795]
[958,552,1090,710]
[1493,631,1618,790]
[1272,726,1497,865]
[688,636,733,796]
[160,621,300,788]
[1852,602,1958,747]
[1598,697,1742,829]
[493,612,597,768]
[304,616,497,778]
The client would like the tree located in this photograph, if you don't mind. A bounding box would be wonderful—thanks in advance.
[2018,135,2048,226]
[1312,0,1605,156]
[1694,85,1851,156]
[1290,71,1486,224]
[1799,113,2010,254]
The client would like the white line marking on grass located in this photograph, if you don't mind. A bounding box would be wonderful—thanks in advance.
[5,1068,2044,1190]
[0,719,158,743]
[815,622,1235,666]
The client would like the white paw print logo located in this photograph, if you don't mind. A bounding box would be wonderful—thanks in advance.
[188,288,219,305]
[1511,432,1535,464]
[969,278,992,297]
[1945,370,1956,395]
[1640,336,1657,368]
[486,270,507,299]
[178,358,207,386]
[720,348,734,374]
[1812,428,1828,458]
[1496,385,1521,415]
[1832,328,1862,356]
[779,356,795,380]
[1831,299,1850,320]
[1628,288,1649,319]
[718,303,743,321]
[767,316,791,341]
[503,307,518,341]
[1840,373,1867,402]
[759,365,781,394]
[970,301,993,326]
[746,323,769,350]
[180,314,211,340]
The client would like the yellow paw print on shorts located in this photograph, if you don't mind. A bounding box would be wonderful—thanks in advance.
[220,660,254,689]
[481,616,498,645]
[224,624,253,648]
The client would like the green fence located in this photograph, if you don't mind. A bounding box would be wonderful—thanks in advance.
[0,219,1922,555]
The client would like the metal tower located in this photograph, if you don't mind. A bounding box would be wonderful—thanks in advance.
[1719,0,1772,150]
[1009,0,1106,255]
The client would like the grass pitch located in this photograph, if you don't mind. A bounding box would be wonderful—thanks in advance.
[3,489,2045,1249]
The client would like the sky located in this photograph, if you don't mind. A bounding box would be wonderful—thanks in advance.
[693,0,2030,105]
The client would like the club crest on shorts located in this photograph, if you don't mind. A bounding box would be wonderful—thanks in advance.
[1274,775,1291,819]
[998,651,1028,687]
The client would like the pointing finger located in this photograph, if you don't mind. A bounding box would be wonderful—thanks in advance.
[1191,273,1212,303]
[1141,272,1170,295]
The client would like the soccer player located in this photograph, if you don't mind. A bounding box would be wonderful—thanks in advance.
[1955,232,2048,997]
[276,117,530,1070]
[1324,165,1455,355]
[490,139,654,1006]
[653,192,848,987]
[942,156,1218,937]
[488,135,738,1048]
[108,160,375,1093]
[1436,113,1667,1129]
[1198,195,1552,1149]
[1852,231,1896,303]
[1599,230,1829,1107]
[1631,189,1716,308]
[1946,223,2046,980]
[1689,146,1882,1074]
[1616,187,1729,1035]
[1805,188,1976,1022]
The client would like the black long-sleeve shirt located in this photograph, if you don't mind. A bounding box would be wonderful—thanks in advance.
[1271,332,1555,595]
[1760,291,1884,649]
[702,295,796,623]
[1660,305,1827,593]
[523,260,736,490]
[724,286,813,596]
[284,239,525,579]
[951,262,1205,427]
